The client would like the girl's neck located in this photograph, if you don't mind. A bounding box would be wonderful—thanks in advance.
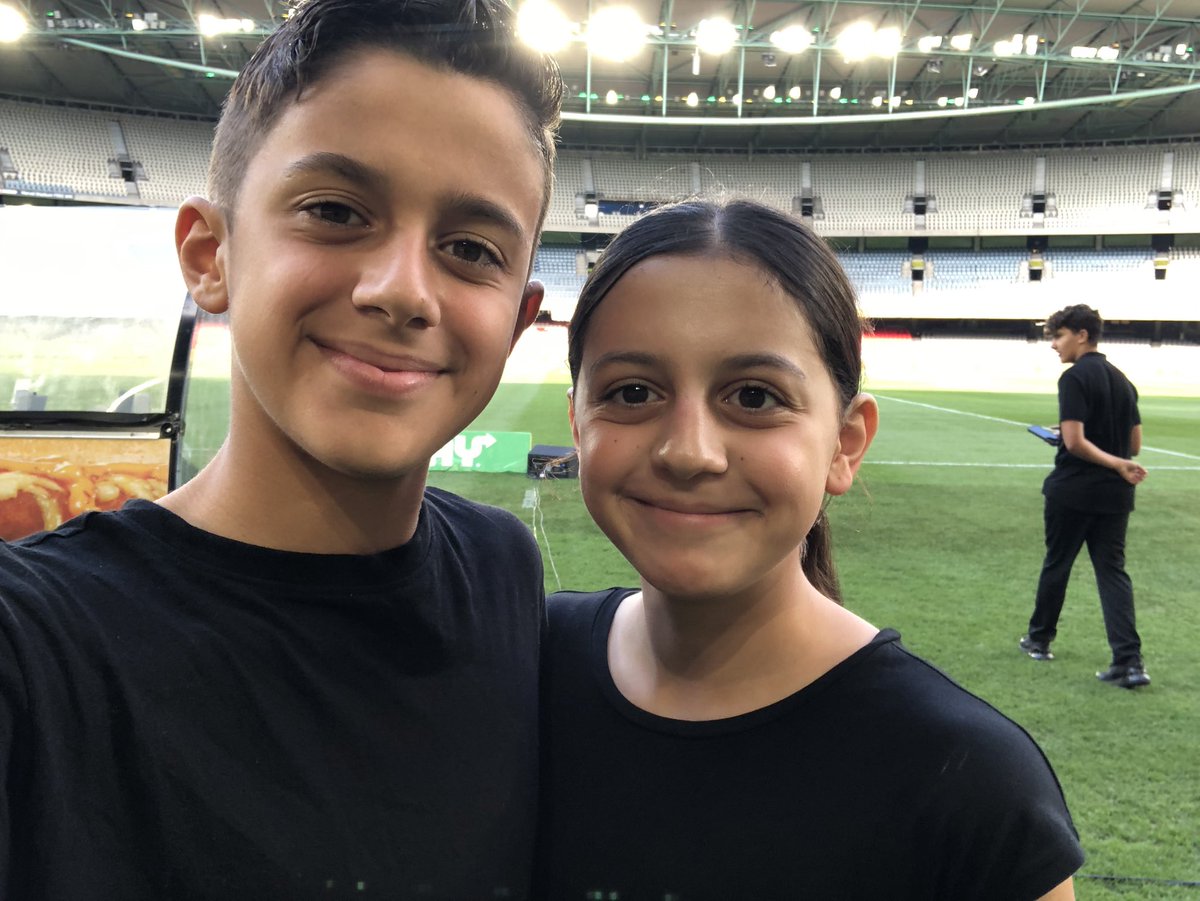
[608,572,878,721]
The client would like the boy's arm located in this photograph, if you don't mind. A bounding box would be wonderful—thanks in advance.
[1059,420,1146,485]
[1130,424,1142,456]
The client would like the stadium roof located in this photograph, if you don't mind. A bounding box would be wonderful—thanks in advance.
[1,0,1199,151]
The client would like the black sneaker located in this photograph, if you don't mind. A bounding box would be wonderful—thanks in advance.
[1096,664,1151,689]
[1019,635,1054,661]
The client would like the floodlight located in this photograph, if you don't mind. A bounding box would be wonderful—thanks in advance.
[993,37,1017,57]
[872,26,901,58]
[967,87,979,99]
[917,35,942,53]
[762,84,776,100]
[870,95,884,107]
[0,3,27,41]
[1023,96,1037,105]
[949,33,972,51]
[1071,46,1097,59]
[770,25,814,55]
[604,89,618,104]
[518,0,574,52]
[696,17,736,55]
[130,17,147,31]
[936,96,948,107]
[829,86,842,100]
[788,85,802,100]
[1098,45,1120,60]
[1024,34,1039,55]
[587,7,648,61]
[197,14,224,36]
[686,91,699,107]
[836,20,875,62]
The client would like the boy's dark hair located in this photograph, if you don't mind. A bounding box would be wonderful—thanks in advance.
[209,0,562,225]
[568,198,867,604]
[1045,304,1103,343]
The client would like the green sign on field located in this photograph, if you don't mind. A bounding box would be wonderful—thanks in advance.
[428,431,531,473]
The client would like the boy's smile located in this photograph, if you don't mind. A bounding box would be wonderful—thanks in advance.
[189,49,545,489]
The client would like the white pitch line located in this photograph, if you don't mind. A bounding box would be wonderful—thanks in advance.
[866,461,1200,471]
[874,394,1200,462]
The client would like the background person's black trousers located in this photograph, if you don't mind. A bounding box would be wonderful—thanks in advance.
[1028,497,1142,667]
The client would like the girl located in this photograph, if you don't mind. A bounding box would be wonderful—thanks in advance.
[539,199,1082,900]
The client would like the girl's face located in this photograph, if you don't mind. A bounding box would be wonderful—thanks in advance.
[570,253,873,603]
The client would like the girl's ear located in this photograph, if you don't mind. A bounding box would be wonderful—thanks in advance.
[825,393,879,496]
[176,197,230,314]
[567,387,580,450]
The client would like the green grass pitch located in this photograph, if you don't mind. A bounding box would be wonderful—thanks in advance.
[432,385,1200,900]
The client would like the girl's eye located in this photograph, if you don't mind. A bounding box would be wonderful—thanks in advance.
[446,239,502,269]
[302,201,364,227]
[603,383,656,405]
[732,385,780,411]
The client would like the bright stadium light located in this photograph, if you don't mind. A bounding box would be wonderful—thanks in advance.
[1098,45,1120,60]
[0,3,29,42]
[917,35,942,53]
[1071,46,1098,59]
[788,85,802,100]
[837,21,900,61]
[762,84,776,100]
[696,17,737,55]
[836,20,875,62]
[685,91,699,107]
[770,25,814,55]
[949,33,973,51]
[197,13,256,36]
[829,85,842,100]
[873,26,901,58]
[518,0,574,52]
[604,89,618,104]
[586,7,648,61]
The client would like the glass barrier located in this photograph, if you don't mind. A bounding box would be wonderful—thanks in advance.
[0,205,184,414]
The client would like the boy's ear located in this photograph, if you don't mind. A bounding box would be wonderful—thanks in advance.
[176,197,230,314]
[825,393,879,496]
[509,280,545,352]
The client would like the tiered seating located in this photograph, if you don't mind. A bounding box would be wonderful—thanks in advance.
[0,99,123,197]
[118,116,213,206]
[1,98,1197,245]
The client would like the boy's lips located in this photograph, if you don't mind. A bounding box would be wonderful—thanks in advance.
[312,338,445,395]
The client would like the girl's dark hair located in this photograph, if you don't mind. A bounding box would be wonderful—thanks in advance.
[568,198,867,603]
[210,0,562,223]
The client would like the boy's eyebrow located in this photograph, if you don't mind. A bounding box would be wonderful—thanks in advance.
[443,192,529,246]
[279,154,528,245]
[282,151,388,195]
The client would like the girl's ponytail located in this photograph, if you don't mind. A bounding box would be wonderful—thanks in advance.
[802,508,842,604]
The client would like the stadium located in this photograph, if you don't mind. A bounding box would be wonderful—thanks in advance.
[1,0,1198,895]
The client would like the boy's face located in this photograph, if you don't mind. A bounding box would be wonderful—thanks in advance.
[180,49,545,482]
[1049,327,1090,364]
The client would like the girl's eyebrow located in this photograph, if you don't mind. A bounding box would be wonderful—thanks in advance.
[588,350,808,382]
[724,353,808,381]
[587,350,659,377]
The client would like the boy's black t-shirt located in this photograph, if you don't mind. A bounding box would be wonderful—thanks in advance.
[1043,350,1141,513]
[0,489,544,900]
[539,589,1085,901]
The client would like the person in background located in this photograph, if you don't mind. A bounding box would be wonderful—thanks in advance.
[539,198,1083,900]
[1019,303,1150,689]
[0,0,562,896]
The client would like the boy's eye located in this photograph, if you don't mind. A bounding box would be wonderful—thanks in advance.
[446,239,502,269]
[302,201,364,226]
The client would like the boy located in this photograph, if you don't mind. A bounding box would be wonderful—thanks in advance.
[0,0,562,897]
[1019,304,1150,688]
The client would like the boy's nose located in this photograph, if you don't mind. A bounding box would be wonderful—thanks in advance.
[653,401,728,480]
[351,240,442,329]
